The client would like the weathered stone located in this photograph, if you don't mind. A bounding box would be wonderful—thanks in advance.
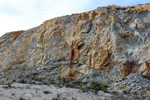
[0,3,150,94]
[137,23,145,29]
[131,83,135,87]
[115,83,118,86]
[129,23,136,29]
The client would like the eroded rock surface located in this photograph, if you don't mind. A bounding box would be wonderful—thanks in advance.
[0,3,150,94]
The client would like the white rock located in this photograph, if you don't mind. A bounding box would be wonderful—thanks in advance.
[131,83,134,87]
[129,23,136,29]
[115,83,118,86]
[24,93,32,98]
[137,23,145,29]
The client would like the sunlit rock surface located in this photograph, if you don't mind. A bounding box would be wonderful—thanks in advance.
[0,4,150,95]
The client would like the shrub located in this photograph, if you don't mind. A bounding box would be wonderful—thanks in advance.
[21,68,24,73]
[49,78,53,84]
[19,79,25,84]
[31,75,34,79]
[61,77,66,83]
[97,83,108,91]
[27,66,32,71]
[80,84,87,92]
[35,81,40,85]
[57,93,61,98]
[123,90,128,94]
[7,83,11,88]
[43,91,49,94]
[35,76,41,81]
[52,98,58,100]
[111,91,119,95]
[146,85,150,91]
[133,91,137,95]
[91,81,108,91]
[13,80,16,82]
[91,81,97,89]
[19,97,24,100]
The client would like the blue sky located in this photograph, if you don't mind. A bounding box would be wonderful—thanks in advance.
[0,0,149,36]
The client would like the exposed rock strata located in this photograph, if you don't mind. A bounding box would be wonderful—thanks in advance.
[0,3,150,92]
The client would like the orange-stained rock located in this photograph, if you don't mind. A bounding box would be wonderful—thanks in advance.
[1,3,150,84]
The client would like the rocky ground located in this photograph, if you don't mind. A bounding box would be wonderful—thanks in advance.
[0,83,112,100]
[110,73,150,92]
[0,74,150,100]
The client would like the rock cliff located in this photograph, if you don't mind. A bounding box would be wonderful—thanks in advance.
[1,3,150,93]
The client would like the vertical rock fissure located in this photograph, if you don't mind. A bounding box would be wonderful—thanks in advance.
[68,49,75,78]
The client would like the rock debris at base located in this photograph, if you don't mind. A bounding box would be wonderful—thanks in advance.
[0,83,111,100]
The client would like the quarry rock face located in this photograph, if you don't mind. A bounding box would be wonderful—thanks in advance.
[1,3,150,89]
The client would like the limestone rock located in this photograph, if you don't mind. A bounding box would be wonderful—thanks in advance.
[0,3,150,86]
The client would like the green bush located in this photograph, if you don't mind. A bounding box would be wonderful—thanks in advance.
[80,84,87,92]
[43,91,49,94]
[123,90,128,94]
[21,68,24,73]
[97,83,108,91]
[146,85,150,91]
[91,81,108,91]
[19,79,25,84]
[52,98,58,100]
[19,97,24,100]
[13,80,16,82]
[49,78,53,84]
[91,81,97,89]
[7,83,11,88]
